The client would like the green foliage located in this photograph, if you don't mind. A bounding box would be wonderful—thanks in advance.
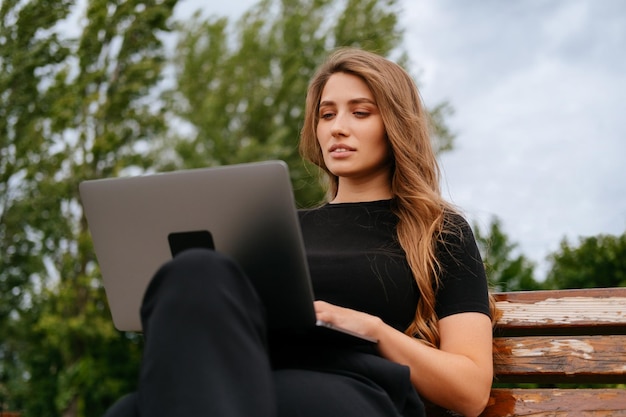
[15,276,143,416]
[474,217,540,292]
[164,0,454,207]
[544,232,626,289]
[0,0,72,324]
[0,0,74,410]
[1,0,176,415]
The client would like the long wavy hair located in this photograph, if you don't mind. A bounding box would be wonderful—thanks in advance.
[300,48,497,347]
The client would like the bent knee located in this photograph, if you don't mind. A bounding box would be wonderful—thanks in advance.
[145,248,255,310]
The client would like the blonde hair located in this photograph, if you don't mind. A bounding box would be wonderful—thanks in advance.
[300,48,490,347]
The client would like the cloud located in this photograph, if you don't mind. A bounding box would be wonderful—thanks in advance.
[403,0,626,278]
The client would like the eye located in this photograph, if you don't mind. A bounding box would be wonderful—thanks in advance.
[320,111,335,120]
[354,111,370,118]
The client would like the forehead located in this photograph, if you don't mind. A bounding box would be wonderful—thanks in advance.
[319,72,374,102]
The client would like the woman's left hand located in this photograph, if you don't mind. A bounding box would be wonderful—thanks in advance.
[314,300,383,341]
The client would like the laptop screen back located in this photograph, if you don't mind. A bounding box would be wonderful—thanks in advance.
[79,161,316,332]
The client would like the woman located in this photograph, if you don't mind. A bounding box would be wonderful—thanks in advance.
[298,47,494,416]
[104,48,494,417]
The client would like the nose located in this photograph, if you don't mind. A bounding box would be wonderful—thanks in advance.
[330,113,349,137]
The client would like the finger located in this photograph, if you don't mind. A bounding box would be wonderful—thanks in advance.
[314,300,333,314]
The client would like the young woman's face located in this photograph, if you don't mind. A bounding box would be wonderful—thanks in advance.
[316,72,391,185]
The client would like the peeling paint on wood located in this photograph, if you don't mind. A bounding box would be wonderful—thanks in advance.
[497,296,626,325]
[480,389,626,417]
[493,335,626,383]
[511,338,595,359]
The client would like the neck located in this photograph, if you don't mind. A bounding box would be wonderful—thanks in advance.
[331,176,392,204]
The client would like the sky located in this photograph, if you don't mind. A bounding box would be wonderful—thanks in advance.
[175,0,626,279]
[402,1,626,278]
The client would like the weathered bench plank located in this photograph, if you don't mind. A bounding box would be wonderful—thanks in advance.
[482,389,626,417]
[494,288,626,336]
[494,334,626,383]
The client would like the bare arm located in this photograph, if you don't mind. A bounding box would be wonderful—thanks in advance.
[315,302,493,417]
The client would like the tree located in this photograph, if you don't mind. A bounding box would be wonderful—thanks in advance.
[164,0,455,207]
[544,232,626,289]
[474,217,540,292]
[1,0,177,415]
[0,0,74,410]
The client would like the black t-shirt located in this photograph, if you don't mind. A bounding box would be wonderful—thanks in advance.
[298,200,490,333]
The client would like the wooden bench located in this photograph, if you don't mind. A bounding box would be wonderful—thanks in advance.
[429,287,626,417]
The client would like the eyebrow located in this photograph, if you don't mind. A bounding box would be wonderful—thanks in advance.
[319,97,377,107]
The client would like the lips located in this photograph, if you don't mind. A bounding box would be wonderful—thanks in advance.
[329,144,356,153]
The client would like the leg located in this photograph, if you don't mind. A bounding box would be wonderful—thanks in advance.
[274,369,422,417]
[136,249,275,416]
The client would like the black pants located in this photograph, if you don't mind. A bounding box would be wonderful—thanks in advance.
[103,249,424,417]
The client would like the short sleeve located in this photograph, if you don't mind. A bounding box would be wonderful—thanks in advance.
[434,213,491,319]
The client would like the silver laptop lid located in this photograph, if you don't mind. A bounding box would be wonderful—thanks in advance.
[79,161,316,332]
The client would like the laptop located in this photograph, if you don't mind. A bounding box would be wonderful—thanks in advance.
[79,160,376,344]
